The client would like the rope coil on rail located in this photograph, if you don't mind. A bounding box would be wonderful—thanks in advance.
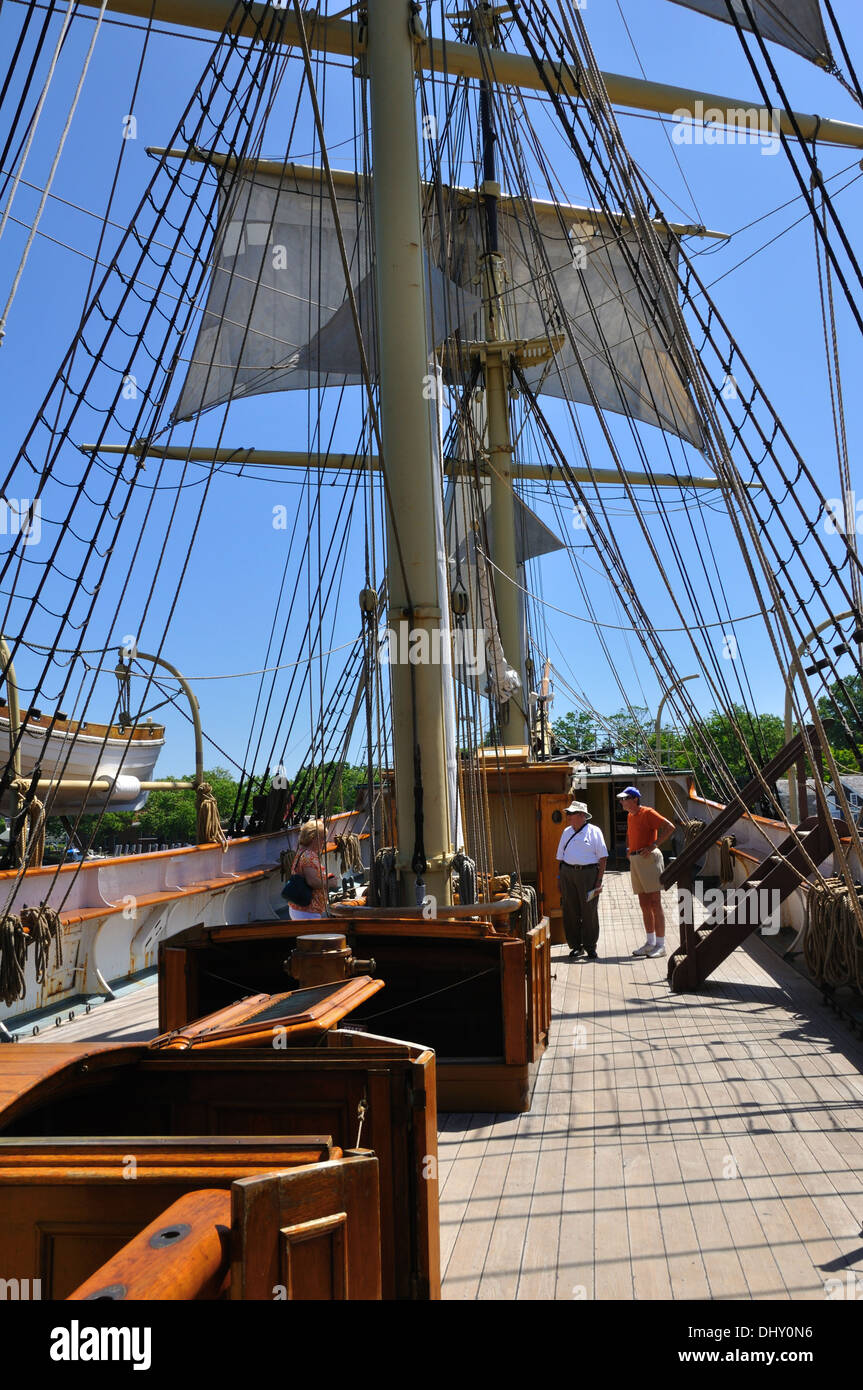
[9,776,46,869]
[0,914,27,1006]
[195,782,227,849]
[21,904,63,983]
[508,881,539,939]
[372,848,399,907]
[719,837,736,887]
[451,851,477,906]
[794,872,861,995]
[334,833,363,876]
[803,876,863,992]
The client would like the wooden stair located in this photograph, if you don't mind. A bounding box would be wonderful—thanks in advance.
[667,815,843,992]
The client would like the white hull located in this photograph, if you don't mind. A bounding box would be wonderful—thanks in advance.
[0,809,368,1028]
[1,714,165,814]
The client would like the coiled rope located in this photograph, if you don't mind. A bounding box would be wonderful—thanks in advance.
[196,782,227,849]
[683,819,706,845]
[509,881,539,939]
[452,851,477,906]
[0,914,27,1006]
[372,847,399,907]
[803,876,863,991]
[334,832,363,876]
[21,904,62,982]
[10,776,46,869]
[719,837,736,887]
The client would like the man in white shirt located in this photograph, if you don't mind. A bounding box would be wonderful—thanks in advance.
[556,801,608,961]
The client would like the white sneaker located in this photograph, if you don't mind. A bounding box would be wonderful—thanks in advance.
[647,943,666,958]
[631,942,653,957]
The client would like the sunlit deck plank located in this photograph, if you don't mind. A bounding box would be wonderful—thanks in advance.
[439,871,863,1300]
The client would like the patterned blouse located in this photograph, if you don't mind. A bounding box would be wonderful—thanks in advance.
[292,848,328,916]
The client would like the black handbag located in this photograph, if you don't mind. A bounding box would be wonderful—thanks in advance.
[282,873,313,907]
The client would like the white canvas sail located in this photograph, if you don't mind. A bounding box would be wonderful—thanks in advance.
[432,196,703,447]
[176,167,702,446]
[668,0,833,66]
[174,167,481,419]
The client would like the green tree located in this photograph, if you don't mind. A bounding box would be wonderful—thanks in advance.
[680,706,786,800]
[604,705,653,763]
[551,709,598,752]
[817,673,863,771]
[290,762,373,816]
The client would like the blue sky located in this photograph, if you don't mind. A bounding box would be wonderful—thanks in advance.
[1,0,861,779]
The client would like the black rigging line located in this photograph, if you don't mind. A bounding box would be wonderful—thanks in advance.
[727,0,863,340]
[821,0,863,107]
[508,1,863,750]
[0,2,304,900]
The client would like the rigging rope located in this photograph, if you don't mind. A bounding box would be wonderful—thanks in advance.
[0,0,109,343]
[0,915,27,1006]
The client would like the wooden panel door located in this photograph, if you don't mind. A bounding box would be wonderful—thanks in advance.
[231,1156,382,1300]
[536,793,571,944]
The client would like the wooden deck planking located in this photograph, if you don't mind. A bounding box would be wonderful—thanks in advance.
[438,872,863,1300]
[23,981,160,1046]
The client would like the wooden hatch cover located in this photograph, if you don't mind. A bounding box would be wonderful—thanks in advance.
[147,977,384,1052]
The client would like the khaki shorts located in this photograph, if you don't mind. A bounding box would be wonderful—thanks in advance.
[630,846,664,895]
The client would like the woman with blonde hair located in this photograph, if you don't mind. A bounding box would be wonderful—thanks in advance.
[285,819,335,921]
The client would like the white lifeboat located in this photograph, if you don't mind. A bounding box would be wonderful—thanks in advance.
[0,702,165,814]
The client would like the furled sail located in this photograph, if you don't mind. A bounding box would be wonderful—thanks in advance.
[668,0,833,66]
[445,474,565,704]
[176,165,702,447]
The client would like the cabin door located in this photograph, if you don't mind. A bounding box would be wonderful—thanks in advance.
[231,1156,382,1300]
[609,782,631,864]
[536,793,571,946]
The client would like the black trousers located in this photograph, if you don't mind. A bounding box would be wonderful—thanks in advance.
[559,862,600,951]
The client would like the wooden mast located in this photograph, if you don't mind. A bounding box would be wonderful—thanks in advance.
[365,0,454,904]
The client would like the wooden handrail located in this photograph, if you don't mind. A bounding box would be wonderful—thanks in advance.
[67,1189,232,1301]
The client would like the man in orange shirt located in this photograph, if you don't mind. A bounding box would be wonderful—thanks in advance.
[617,786,675,958]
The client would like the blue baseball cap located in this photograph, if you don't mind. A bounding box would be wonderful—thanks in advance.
[616,786,640,800]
